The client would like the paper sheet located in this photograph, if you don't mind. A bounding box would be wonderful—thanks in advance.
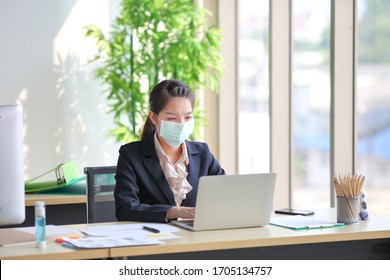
[80,223,181,240]
[0,228,35,246]
[16,225,78,236]
[61,236,162,249]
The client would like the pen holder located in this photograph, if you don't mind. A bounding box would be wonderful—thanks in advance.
[336,196,360,224]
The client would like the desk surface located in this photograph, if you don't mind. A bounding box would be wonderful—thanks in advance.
[25,194,86,206]
[25,183,86,206]
[111,208,390,258]
[1,208,390,260]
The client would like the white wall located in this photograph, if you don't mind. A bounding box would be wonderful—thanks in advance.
[0,0,121,179]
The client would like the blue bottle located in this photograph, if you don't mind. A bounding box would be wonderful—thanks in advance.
[35,201,46,248]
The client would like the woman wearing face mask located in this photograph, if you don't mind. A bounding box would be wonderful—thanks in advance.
[114,79,225,223]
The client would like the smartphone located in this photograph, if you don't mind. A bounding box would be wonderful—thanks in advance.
[274,208,315,216]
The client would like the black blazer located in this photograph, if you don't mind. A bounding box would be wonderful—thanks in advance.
[114,134,225,223]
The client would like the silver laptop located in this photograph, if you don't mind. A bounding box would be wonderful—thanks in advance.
[171,173,276,231]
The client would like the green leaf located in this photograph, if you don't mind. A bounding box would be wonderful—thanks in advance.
[84,0,224,143]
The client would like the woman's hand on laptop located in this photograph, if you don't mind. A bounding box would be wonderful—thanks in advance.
[167,206,195,220]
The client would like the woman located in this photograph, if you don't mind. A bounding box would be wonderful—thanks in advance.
[114,79,225,223]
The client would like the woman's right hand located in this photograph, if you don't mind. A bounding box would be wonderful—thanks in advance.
[166,206,195,220]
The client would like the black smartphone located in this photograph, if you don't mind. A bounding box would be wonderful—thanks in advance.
[274,208,315,216]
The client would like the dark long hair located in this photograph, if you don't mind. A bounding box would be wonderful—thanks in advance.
[141,80,195,140]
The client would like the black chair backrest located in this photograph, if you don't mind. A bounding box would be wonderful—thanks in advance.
[84,166,117,223]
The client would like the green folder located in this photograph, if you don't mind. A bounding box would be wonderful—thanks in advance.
[25,160,86,193]
[270,216,344,230]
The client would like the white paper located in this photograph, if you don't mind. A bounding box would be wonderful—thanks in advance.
[15,225,77,236]
[80,223,181,240]
[62,236,162,249]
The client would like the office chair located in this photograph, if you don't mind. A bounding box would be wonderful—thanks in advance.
[84,166,117,223]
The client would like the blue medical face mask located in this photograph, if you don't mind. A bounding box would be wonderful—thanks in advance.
[156,116,194,148]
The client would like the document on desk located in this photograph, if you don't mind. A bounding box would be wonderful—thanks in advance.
[0,228,35,246]
[80,223,181,241]
[0,225,77,246]
[61,236,163,249]
[16,225,77,236]
[270,216,344,230]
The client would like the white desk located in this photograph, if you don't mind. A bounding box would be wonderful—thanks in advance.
[1,208,389,260]
[111,208,390,259]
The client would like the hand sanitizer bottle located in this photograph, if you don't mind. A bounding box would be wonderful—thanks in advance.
[35,201,46,248]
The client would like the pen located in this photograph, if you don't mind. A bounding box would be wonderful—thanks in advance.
[307,224,335,229]
[142,226,160,233]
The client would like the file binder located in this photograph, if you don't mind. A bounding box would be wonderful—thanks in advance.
[270,216,344,230]
[25,160,86,193]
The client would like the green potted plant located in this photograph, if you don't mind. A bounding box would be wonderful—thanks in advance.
[85,0,223,143]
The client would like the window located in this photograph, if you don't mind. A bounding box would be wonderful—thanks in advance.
[238,0,270,174]
[221,0,390,216]
[291,0,331,208]
[357,0,390,216]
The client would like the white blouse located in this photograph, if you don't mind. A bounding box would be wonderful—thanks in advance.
[154,133,193,206]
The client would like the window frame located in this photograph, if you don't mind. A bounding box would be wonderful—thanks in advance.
[218,0,356,209]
